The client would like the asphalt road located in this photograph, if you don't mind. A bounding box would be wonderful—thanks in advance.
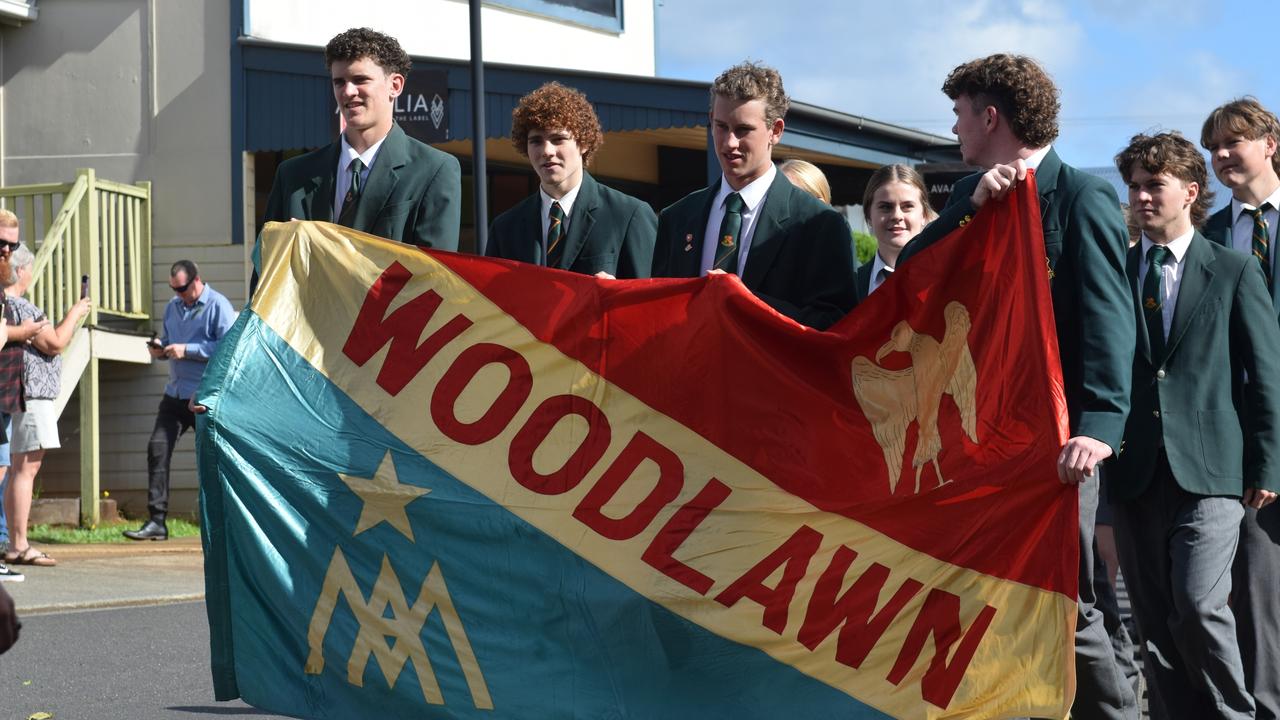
[0,600,288,719]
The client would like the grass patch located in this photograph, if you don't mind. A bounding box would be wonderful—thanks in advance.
[27,518,201,544]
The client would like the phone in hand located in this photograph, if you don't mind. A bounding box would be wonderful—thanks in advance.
[80,275,89,299]
[147,336,163,350]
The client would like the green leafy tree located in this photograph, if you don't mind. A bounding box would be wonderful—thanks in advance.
[852,231,877,265]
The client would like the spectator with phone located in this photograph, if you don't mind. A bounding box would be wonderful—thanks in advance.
[2,244,91,567]
[0,210,49,583]
[123,260,234,541]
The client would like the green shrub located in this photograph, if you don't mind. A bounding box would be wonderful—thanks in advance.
[852,231,877,265]
[28,518,202,544]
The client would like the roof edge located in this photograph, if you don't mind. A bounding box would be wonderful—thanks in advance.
[0,0,37,26]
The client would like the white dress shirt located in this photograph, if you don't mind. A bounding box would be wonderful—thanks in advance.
[1229,184,1280,257]
[867,253,894,295]
[333,134,388,219]
[700,164,777,276]
[1139,229,1195,338]
[1023,145,1051,171]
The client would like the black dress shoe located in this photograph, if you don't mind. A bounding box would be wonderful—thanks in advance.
[123,520,168,541]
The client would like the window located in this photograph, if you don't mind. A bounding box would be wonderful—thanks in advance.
[490,0,624,33]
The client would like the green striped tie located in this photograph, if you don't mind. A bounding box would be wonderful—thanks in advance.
[713,192,745,274]
[545,201,566,268]
[338,157,365,226]
[1249,204,1272,289]
[1143,244,1170,357]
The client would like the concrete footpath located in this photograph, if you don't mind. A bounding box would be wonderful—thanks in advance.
[2,536,206,615]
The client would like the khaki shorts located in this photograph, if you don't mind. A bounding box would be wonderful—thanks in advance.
[11,399,60,454]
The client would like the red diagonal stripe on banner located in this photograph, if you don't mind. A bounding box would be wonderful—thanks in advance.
[430,180,1074,595]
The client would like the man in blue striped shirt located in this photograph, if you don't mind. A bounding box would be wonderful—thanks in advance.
[124,260,235,541]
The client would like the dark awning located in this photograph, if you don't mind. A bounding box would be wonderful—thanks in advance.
[239,38,958,167]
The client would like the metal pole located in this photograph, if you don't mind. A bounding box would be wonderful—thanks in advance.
[469,0,488,255]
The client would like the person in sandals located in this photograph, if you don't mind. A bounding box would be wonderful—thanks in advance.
[2,244,90,568]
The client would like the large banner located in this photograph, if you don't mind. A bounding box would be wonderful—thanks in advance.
[199,178,1076,719]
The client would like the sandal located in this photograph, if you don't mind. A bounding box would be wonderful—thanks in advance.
[7,546,56,567]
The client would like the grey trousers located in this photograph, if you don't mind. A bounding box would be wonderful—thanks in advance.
[1074,476,1141,720]
[1095,546,1143,704]
[1114,455,1252,720]
[1233,504,1280,720]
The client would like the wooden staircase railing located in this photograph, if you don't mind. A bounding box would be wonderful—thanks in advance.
[0,168,153,524]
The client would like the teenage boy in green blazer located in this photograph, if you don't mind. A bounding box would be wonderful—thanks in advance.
[896,54,1140,720]
[1111,131,1280,719]
[1200,97,1280,720]
[649,62,856,330]
[486,83,655,278]
[256,28,461,294]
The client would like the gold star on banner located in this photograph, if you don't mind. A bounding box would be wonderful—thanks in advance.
[339,451,430,542]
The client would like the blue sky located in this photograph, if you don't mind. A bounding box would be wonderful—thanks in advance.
[654,1,1277,175]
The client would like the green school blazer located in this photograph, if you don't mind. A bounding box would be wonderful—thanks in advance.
[1109,232,1280,499]
[263,123,461,251]
[651,170,858,330]
[1203,204,1280,320]
[486,172,656,278]
[898,149,1134,453]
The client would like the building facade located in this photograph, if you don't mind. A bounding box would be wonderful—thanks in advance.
[0,0,958,518]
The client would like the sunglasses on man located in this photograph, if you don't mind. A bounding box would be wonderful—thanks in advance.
[170,278,194,294]
[0,241,20,253]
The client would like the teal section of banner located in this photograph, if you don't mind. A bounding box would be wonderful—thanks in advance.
[198,313,892,719]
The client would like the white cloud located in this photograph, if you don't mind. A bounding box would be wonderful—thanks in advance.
[1054,51,1256,177]
[656,0,1272,169]
[656,0,1086,138]
[1083,0,1214,26]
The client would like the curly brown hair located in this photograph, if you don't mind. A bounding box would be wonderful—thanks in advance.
[1201,97,1280,175]
[1115,132,1216,228]
[510,82,604,163]
[324,28,412,77]
[943,54,1060,148]
[710,61,790,125]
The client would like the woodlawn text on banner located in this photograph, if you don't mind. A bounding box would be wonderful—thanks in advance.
[197,178,1077,720]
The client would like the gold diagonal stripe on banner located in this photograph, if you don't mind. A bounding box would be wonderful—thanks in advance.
[252,221,1073,720]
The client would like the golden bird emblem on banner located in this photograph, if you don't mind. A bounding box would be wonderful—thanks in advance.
[851,301,979,494]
